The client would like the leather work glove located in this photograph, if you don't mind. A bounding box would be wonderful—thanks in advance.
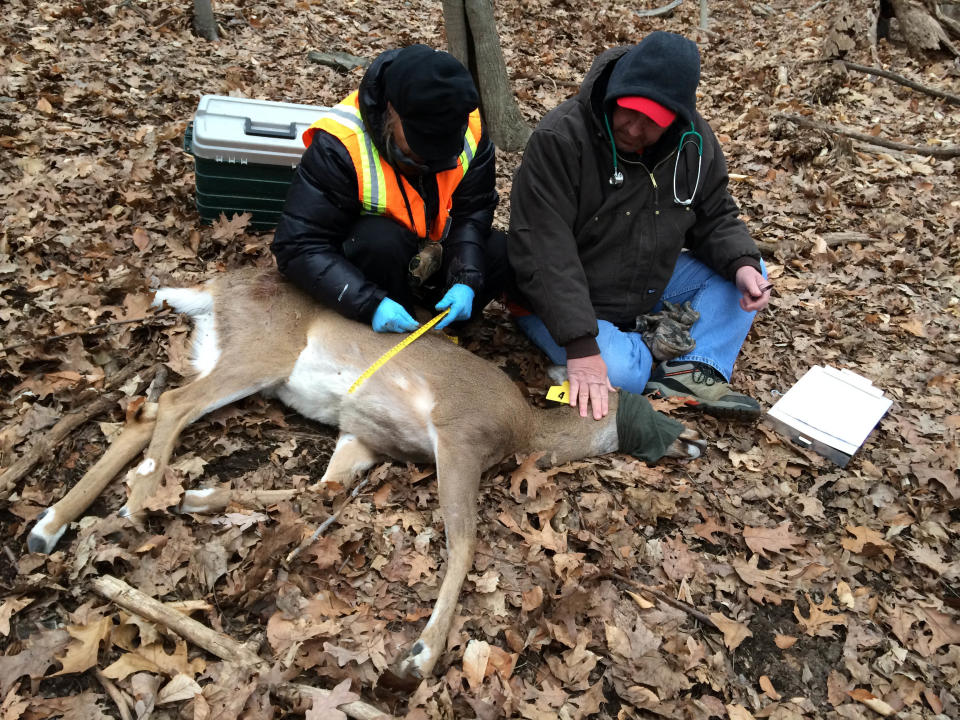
[434,283,475,330]
[372,298,420,333]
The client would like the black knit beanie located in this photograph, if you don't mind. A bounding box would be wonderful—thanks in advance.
[384,44,479,163]
[603,32,700,124]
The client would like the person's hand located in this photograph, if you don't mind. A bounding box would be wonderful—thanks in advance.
[434,283,475,330]
[735,266,772,312]
[372,298,419,333]
[567,354,616,420]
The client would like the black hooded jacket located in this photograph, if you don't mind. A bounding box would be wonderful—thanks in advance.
[508,37,761,359]
[271,49,498,322]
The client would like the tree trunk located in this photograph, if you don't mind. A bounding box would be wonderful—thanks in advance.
[193,0,218,42]
[444,0,531,151]
[891,0,960,54]
[442,0,471,66]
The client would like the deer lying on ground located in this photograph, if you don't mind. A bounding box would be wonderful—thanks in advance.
[27,267,703,681]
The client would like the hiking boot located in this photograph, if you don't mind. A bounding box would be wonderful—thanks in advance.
[644,361,761,420]
[642,317,696,363]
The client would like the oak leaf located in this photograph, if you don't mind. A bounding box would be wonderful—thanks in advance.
[463,639,491,690]
[54,616,112,676]
[0,629,70,695]
[510,452,552,499]
[914,607,960,657]
[709,613,753,651]
[305,679,359,720]
[743,521,803,557]
[0,598,32,637]
[841,525,895,562]
[794,593,847,637]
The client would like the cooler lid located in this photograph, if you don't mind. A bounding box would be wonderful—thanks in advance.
[190,95,326,167]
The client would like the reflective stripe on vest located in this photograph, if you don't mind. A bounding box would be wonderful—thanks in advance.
[304,92,483,241]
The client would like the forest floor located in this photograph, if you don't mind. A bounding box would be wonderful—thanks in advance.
[1,1,959,719]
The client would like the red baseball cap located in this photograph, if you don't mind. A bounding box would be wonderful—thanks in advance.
[616,96,676,128]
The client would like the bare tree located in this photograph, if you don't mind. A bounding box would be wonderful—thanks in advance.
[193,0,218,42]
[442,0,531,151]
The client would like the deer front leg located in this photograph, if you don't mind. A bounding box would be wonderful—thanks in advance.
[27,402,157,553]
[392,449,481,681]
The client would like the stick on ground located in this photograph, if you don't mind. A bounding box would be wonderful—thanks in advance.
[91,575,392,720]
[780,113,960,158]
[0,353,158,502]
[838,59,960,106]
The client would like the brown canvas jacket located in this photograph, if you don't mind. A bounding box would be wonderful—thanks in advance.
[508,47,761,356]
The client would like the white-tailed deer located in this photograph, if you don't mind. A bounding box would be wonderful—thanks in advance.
[27,268,703,681]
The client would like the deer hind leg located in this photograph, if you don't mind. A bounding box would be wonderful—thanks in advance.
[27,402,158,554]
[316,433,381,491]
[121,371,280,517]
[393,445,482,681]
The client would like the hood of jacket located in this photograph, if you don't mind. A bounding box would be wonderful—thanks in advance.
[579,33,700,133]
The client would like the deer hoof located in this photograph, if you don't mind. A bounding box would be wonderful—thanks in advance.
[665,427,707,460]
[27,508,66,554]
[381,649,427,692]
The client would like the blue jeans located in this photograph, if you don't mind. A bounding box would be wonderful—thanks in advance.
[515,253,765,394]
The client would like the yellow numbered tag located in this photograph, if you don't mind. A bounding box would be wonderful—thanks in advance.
[546,381,570,404]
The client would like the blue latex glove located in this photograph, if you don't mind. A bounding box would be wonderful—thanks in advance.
[434,283,475,330]
[372,298,419,333]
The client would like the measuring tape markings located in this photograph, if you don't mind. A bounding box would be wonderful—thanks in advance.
[347,309,451,394]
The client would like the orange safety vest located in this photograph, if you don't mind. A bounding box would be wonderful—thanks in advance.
[303,92,483,241]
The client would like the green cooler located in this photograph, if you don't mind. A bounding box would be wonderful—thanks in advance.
[183,95,325,230]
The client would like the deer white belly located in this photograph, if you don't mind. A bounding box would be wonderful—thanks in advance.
[271,335,355,426]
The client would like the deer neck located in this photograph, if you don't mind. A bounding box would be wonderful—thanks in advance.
[522,393,620,466]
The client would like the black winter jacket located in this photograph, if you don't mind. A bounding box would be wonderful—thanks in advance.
[508,44,761,358]
[271,49,498,322]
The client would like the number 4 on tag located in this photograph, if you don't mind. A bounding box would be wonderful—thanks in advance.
[546,381,570,404]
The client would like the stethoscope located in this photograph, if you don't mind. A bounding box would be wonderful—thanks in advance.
[604,115,703,206]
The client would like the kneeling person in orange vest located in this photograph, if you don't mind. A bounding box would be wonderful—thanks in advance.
[272,45,509,333]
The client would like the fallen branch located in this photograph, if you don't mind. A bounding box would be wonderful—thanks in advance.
[837,60,960,106]
[307,50,370,72]
[586,571,719,630]
[512,72,580,89]
[755,231,879,257]
[91,575,392,720]
[0,310,172,355]
[0,353,158,503]
[635,0,682,17]
[780,114,960,158]
[287,476,372,563]
[95,668,133,720]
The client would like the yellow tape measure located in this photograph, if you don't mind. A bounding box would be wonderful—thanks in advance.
[348,309,450,394]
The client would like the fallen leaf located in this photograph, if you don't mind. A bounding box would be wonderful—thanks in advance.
[54,616,112,676]
[709,613,753,650]
[463,639,491,691]
[848,688,895,716]
[0,598,33,637]
[914,607,960,657]
[743,521,803,557]
[157,673,202,704]
[774,634,797,649]
[794,593,847,637]
[726,703,757,720]
[759,675,781,700]
[305,679,359,720]
[841,525,895,562]
[836,581,855,609]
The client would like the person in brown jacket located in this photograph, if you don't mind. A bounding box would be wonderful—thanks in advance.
[508,32,771,421]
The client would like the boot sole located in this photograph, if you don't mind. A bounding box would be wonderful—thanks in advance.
[645,389,761,421]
